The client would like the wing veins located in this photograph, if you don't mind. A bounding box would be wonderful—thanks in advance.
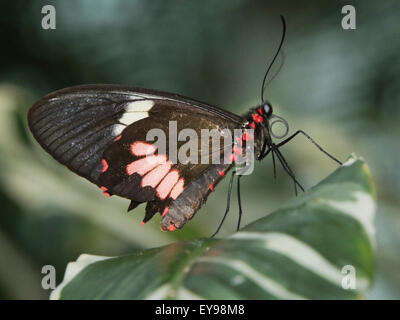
[31,99,114,127]
[45,111,123,151]
[55,122,116,162]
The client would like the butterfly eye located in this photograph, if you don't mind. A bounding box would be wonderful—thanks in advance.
[263,102,273,117]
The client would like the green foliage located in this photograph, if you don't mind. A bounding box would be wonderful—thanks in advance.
[53,155,376,300]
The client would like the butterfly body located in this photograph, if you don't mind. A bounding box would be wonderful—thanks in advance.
[28,84,272,232]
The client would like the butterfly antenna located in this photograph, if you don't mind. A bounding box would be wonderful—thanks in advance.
[264,51,285,90]
[261,15,287,103]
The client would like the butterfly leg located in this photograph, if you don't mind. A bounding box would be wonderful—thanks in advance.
[274,148,297,195]
[275,130,342,165]
[274,148,304,194]
[271,148,277,180]
[211,170,236,238]
[261,146,272,159]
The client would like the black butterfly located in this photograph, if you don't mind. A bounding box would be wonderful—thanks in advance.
[27,17,341,235]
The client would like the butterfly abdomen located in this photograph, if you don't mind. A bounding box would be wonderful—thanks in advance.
[160,163,233,231]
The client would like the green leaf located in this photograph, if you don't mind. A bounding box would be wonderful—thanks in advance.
[52,154,376,300]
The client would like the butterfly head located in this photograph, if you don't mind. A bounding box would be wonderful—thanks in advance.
[261,101,273,118]
[247,101,274,124]
[244,100,289,161]
[246,100,275,132]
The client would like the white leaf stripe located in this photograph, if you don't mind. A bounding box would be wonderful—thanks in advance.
[196,257,306,299]
[229,232,369,291]
[144,284,170,300]
[144,285,205,300]
[50,254,112,300]
[322,191,375,242]
[342,157,357,166]
[176,288,205,300]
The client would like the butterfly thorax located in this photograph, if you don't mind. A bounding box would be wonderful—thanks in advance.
[241,101,274,160]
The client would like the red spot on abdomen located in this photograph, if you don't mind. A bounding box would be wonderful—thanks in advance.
[252,113,263,123]
[167,224,176,232]
[141,161,172,187]
[250,122,256,129]
[156,170,179,200]
[101,159,109,172]
[170,178,185,200]
[126,155,167,176]
[130,142,157,156]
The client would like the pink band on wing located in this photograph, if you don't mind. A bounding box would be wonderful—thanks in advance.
[126,155,167,176]
[156,170,179,200]
[170,178,185,200]
[141,161,172,188]
[101,159,109,172]
[130,142,157,156]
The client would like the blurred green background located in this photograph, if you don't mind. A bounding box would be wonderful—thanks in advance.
[0,0,399,299]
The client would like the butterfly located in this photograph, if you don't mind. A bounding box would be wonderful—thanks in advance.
[27,16,341,235]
